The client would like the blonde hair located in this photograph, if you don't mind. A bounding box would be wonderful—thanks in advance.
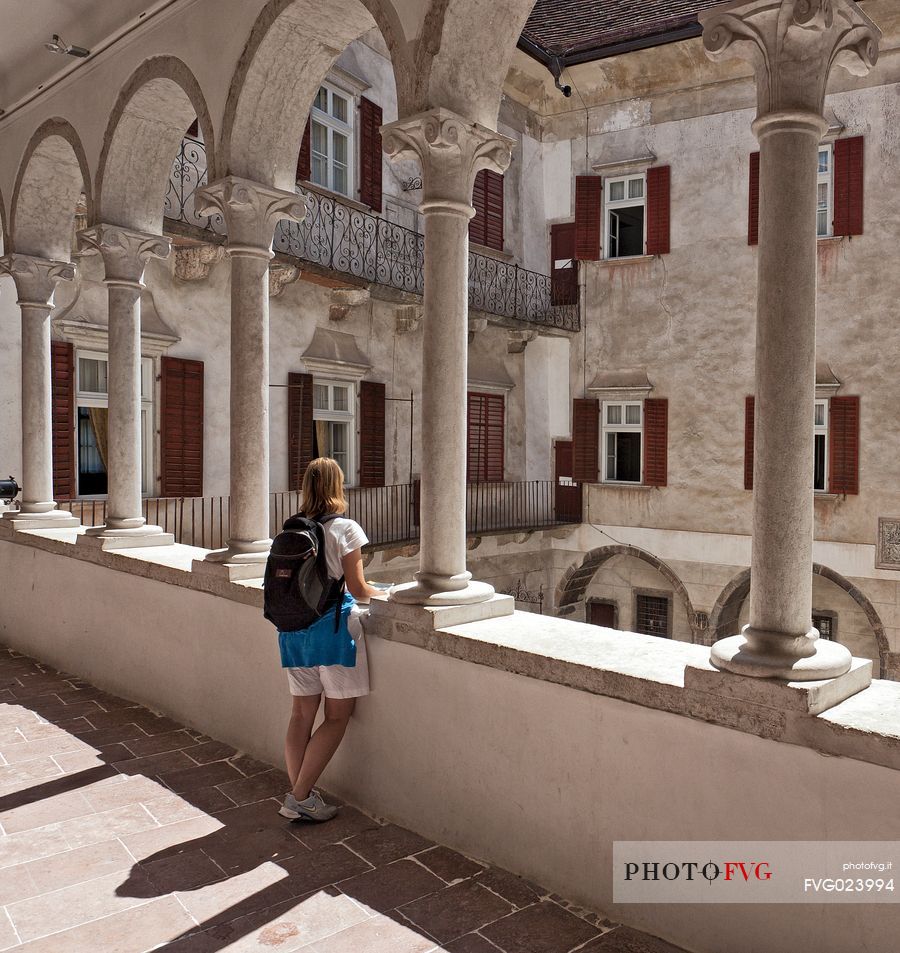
[300,457,347,519]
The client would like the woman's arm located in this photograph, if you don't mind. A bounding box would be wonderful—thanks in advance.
[341,548,382,603]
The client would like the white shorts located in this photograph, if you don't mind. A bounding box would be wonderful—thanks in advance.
[285,608,370,699]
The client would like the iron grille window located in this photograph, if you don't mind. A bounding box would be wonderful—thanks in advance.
[635,594,670,638]
[813,613,835,640]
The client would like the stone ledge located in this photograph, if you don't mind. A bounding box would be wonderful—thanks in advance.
[374,609,900,773]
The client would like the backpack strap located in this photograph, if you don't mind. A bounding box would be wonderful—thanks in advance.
[313,513,346,632]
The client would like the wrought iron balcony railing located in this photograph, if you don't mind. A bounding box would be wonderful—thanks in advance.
[164,135,580,332]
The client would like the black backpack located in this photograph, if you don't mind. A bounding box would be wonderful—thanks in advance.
[263,513,345,632]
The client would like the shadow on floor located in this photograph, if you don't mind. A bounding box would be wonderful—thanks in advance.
[0,646,685,953]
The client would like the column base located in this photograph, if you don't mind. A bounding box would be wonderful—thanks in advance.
[190,557,267,582]
[710,624,854,681]
[686,656,872,716]
[202,539,271,564]
[366,592,515,640]
[1,510,81,532]
[77,525,174,551]
[389,570,495,607]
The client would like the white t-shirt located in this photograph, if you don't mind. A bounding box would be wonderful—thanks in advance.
[323,517,368,582]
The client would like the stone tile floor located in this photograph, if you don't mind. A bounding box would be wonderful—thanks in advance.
[0,647,688,953]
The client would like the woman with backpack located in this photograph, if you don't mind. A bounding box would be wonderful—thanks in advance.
[275,457,381,822]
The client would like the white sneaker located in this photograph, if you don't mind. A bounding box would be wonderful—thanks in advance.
[278,789,338,822]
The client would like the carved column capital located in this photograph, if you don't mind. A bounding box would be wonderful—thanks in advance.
[382,109,514,215]
[700,0,880,131]
[195,176,307,258]
[0,254,75,307]
[77,224,170,287]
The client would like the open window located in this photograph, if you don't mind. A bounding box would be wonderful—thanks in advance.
[605,174,645,259]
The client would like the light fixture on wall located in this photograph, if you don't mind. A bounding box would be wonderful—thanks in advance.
[549,55,572,98]
[44,34,91,58]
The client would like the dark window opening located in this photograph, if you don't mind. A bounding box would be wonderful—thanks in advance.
[814,433,827,491]
[606,431,641,482]
[609,206,644,258]
[77,407,108,496]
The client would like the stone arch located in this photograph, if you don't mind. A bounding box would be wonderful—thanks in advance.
[95,56,215,234]
[709,565,889,677]
[417,0,539,128]
[557,544,700,640]
[10,118,92,261]
[221,0,411,191]
[0,183,7,254]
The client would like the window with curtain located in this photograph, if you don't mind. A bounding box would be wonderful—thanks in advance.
[76,352,153,497]
[313,379,355,481]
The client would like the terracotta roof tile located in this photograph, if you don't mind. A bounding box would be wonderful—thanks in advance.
[521,0,733,57]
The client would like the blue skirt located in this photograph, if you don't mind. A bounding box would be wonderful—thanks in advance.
[278,593,358,668]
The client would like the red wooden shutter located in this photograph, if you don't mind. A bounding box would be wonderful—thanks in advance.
[646,166,671,256]
[484,169,504,251]
[572,398,599,483]
[359,380,386,487]
[296,119,311,183]
[466,392,504,482]
[288,372,314,491]
[358,97,383,212]
[748,152,760,246]
[833,137,864,237]
[51,341,75,500]
[829,395,860,495]
[575,176,602,261]
[160,356,204,497]
[550,222,578,305]
[470,170,487,246]
[744,396,755,490]
[469,170,503,250]
[643,398,668,487]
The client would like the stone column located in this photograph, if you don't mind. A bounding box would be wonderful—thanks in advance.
[382,109,513,605]
[700,0,879,678]
[193,177,306,569]
[77,225,172,546]
[0,255,79,529]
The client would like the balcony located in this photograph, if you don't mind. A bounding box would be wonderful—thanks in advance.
[164,135,580,332]
[56,480,580,551]
[2,525,899,953]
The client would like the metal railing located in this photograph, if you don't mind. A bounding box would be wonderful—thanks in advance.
[164,135,580,332]
[58,480,578,552]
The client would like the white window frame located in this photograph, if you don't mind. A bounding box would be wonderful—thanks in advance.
[310,81,355,199]
[312,377,356,485]
[817,143,834,238]
[605,173,646,260]
[814,397,829,492]
[75,350,153,498]
[601,400,643,484]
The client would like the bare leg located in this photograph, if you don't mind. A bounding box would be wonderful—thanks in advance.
[285,693,321,788]
[292,696,356,800]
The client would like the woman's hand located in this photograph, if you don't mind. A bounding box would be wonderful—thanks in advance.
[341,548,382,603]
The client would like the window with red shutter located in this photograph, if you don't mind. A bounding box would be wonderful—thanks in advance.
[829,395,860,495]
[296,119,311,184]
[358,380,386,487]
[358,97,383,212]
[469,170,504,251]
[643,398,668,486]
[467,392,504,482]
[288,372,314,490]
[160,357,204,497]
[575,176,602,261]
[51,341,75,500]
[744,396,755,490]
[748,152,760,246]
[646,166,671,256]
[572,398,600,483]
[833,136,864,237]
